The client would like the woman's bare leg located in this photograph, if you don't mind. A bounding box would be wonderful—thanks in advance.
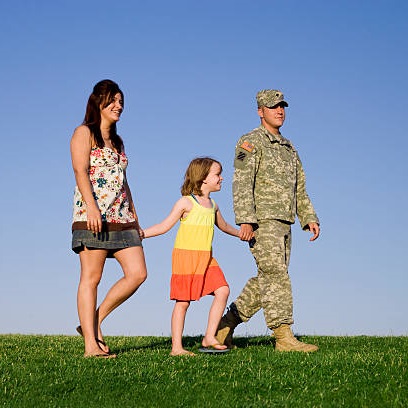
[95,246,147,347]
[77,247,109,357]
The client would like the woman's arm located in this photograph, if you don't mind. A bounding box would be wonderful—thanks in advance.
[70,125,102,233]
[143,197,192,238]
[123,170,144,238]
[124,172,137,219]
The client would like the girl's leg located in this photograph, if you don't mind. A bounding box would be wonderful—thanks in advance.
[96,246,147,347]
[171,300,194,356]
[77,247,109,357]
[202,285,230,349]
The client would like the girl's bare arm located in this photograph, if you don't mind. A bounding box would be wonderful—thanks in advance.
[215,205,254,241]
[143,197,192,238]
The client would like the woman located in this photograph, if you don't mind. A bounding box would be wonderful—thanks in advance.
[70,79,147,358]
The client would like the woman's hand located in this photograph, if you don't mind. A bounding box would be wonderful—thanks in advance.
[137,227,145,240]
[86,205,102,233]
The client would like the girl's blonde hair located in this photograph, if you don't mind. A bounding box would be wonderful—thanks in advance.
[181,157,222,196]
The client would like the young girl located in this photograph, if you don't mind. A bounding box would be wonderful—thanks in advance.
[143,157,253,356]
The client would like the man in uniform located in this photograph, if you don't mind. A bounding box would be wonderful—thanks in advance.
[216,89,320,352]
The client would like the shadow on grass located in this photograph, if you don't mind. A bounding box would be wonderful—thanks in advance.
[234,336,275,348]
[100,334,316,354]
[112,336,277,354]
[167,336,276,349]
[112,337,172,354]
[179,335,315,349]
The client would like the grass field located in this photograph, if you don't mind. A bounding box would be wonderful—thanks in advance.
[1,335,407,407]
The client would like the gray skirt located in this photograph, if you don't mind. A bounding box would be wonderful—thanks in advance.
[72,229,142,258]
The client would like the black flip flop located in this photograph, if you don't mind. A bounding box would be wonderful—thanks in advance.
[76,325,111,354]
[198,346,230,354]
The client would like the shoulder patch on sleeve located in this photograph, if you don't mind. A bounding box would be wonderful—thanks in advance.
[235,146,253,169]
[240,141,255,152]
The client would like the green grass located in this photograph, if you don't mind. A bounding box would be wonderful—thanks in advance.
[1,335,407,407]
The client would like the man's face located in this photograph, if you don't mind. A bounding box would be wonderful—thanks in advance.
[258,102,286,133]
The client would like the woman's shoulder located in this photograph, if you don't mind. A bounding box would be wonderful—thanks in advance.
[74,124,91,133]
[71,125,94,148]
[72,125,91,140]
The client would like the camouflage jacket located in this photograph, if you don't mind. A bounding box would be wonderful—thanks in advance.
[233,125,319,229]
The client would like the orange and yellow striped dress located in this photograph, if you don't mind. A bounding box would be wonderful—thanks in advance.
[171,195,228,301]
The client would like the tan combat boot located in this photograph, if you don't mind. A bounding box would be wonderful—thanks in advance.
[273,324,319,352]
[215,304,242,348]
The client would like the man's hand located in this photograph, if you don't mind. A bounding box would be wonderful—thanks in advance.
[239,223,254,241]
[308,222,320,241]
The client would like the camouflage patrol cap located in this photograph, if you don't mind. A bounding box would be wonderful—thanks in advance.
[256,89,289,108]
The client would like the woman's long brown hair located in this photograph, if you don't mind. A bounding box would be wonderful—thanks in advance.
[83,79,124,152]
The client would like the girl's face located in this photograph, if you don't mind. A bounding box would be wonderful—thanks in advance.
[202,162,223,192]
[100,92,123,125]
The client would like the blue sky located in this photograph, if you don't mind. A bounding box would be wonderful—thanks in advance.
[1,0,407,337]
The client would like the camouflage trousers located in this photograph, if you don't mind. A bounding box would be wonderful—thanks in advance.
[234,219,294,329]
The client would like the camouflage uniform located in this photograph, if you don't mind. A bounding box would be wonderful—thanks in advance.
[233,124,319,329]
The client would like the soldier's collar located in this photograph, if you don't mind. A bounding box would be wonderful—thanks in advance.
[260,125,290,146]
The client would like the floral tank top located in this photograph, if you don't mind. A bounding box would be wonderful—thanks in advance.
[72,147,137,231]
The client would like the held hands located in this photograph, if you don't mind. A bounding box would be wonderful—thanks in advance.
[238,223,255,241]
[308,222,320,241]
[239,222,320,242]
